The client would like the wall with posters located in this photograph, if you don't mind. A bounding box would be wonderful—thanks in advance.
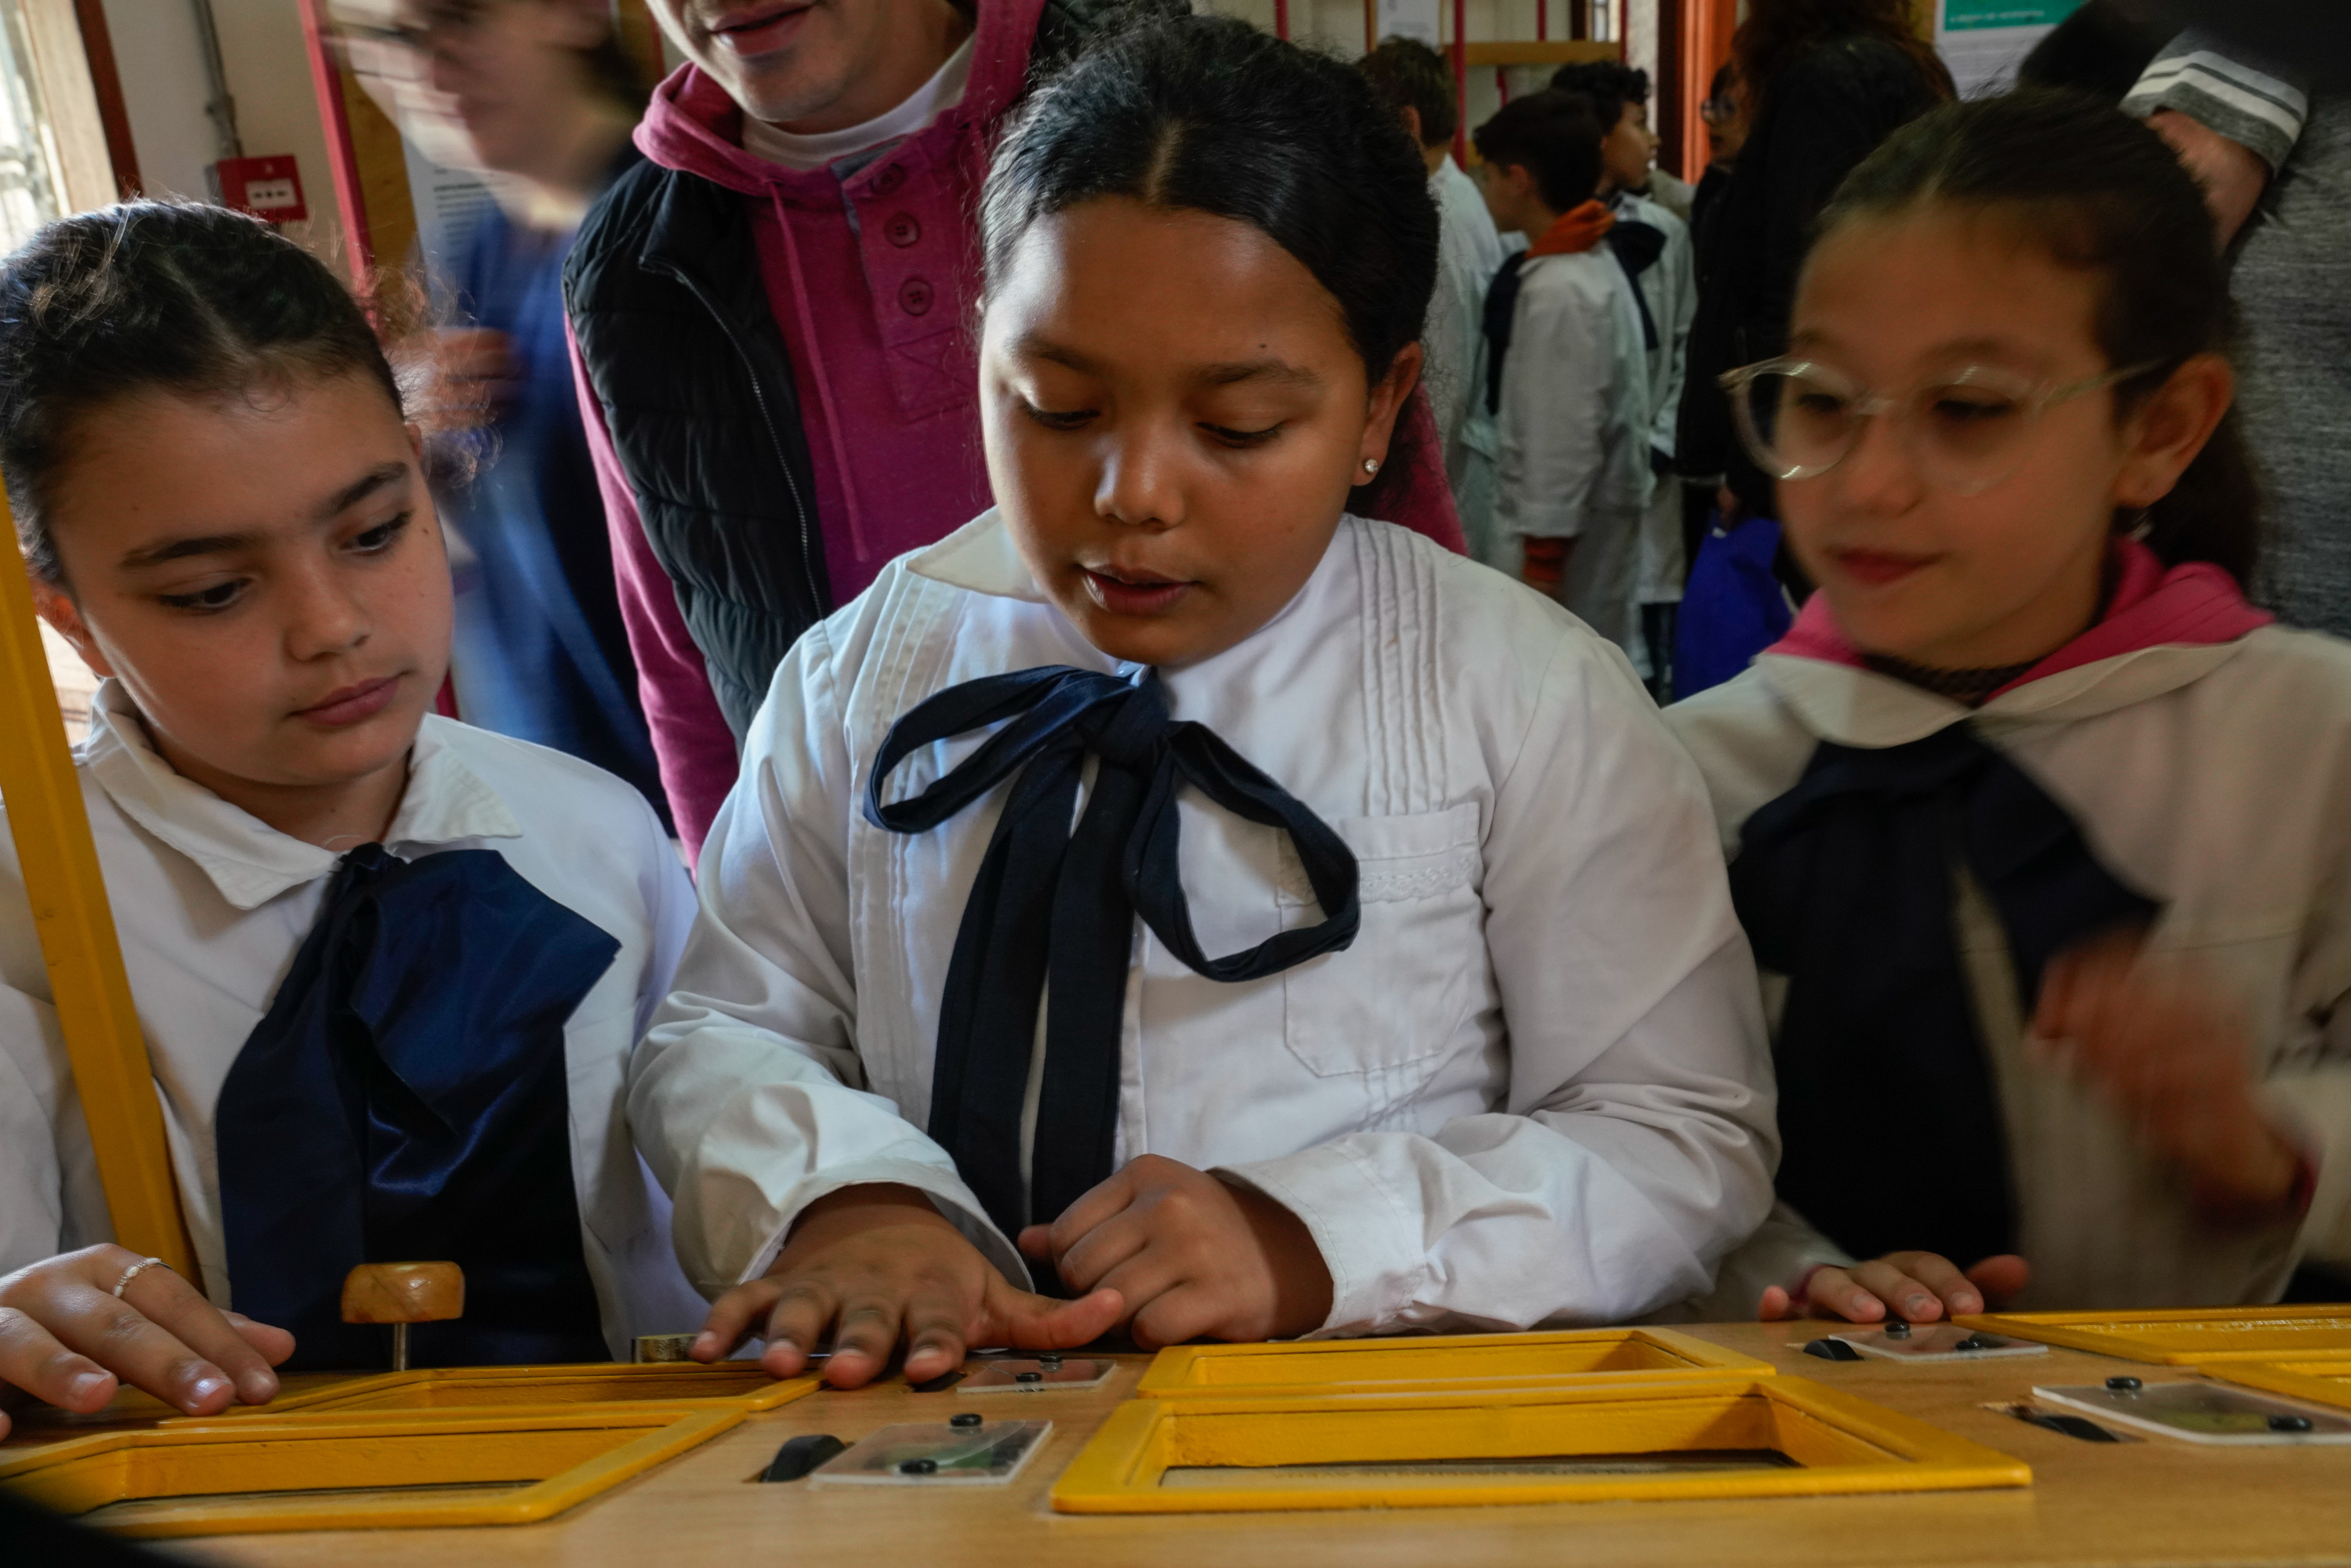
[1935,0,2087,97]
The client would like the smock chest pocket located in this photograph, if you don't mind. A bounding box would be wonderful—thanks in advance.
[1279,802,1486,1076]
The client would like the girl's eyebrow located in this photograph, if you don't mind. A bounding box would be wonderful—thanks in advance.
[116,463,410,570]
[1012,333,1320,389]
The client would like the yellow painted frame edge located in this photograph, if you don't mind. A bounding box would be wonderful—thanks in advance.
[0,498,197,1279]
[161,1366,823,1418]
[0,1406,745,1537]
[1956,1306,2351,1366]
[1132,1327,1775,1398]
[2200,1363,2351,1411]
[1049,1377,2031,1514]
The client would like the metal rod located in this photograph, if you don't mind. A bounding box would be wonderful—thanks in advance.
[393,1323,410,1373]
[188,0,243,161]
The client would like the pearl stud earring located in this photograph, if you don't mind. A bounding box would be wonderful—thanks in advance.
[1361,458,1379,475]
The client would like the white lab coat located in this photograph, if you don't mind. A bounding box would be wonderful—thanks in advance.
[0,685,708,1356]
[629,510,1776,1335]
[1617,190,1696,616]
[1492,247,1654,650]
[1667,629,2351,1313]
[1427,156,1507,562]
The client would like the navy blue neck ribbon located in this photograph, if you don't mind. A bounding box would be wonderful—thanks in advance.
[216,844,620,1370]
[1729,724,2158,1268]
[864,667,1360,1241]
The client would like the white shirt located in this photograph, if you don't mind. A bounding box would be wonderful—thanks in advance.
[0,686,708,1356]
[1616,190,1698,607]
[740,36,976,172]
[1668,629,2351,1313]
[1426,157,1507,554]
[1494,248,1653,544]
[628,510,1776,1334]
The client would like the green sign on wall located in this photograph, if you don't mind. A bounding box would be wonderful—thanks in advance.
[1943,0,2086,28]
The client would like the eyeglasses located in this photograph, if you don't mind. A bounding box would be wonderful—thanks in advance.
[1718,357,2164,496]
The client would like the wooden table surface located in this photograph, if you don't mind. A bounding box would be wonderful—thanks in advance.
[34,1322,2351,1568]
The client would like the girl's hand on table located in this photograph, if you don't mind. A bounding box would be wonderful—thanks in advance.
[0,1244,292,1429]
[2034,930,2307,1215]
[696,1184,1121,1390]
[1019,1154,1333,1349]
[1758,1251,2030,1324]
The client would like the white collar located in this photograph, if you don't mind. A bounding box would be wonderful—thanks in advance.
[1755,639,2252,749]
[82,683,523,913]
[740,34,976,172]
[908,508,1049,603]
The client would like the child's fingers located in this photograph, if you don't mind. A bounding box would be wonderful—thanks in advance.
[14,1284,235,1416]
[221,1312,297,1368]
[118,1266,283,1405]
[1757,1285,1797,1322]
[1045,1164,1144,1260]
[817,1294,908,1389]
[893,1284,973,1385]
[1016,1224,1053,1260]
[1878,1252,1986,1316]
[694,1279,785,1366]
[981,1280,1125,1352]
[1128,1287,1220,1352]
[1051,1209,1153,1295]
[1800,1266,1890,1324]
[1845,1258,1951,1323]
[0,1305,118,1414]
[1962,1254,2030,1308]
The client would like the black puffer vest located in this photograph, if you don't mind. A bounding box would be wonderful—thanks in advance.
[564,0,1161,741]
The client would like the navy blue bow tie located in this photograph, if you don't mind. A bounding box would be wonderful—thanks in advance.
[1731,723,2158,1267]
[866,666,1360,1240]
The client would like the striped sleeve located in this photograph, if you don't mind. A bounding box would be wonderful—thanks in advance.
[2122,30,2309,172]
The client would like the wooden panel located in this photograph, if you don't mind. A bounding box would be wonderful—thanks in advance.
[18,0,118,211]
[1053,1378,2028,1512]
[0,488,197,1279]
[1136,1327,1773,1399]
[67,0,138,197]
[0,1408,741,1538]
[1462,39,1622,66]
[1958,1306,2351,1366]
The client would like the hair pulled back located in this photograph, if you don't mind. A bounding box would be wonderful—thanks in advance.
[980,13,1438,388]
[0,201,405,585]
[1359,34,1459,148]
[1821,89,2260,585]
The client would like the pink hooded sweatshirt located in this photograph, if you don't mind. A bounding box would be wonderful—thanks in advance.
[577,0,1466,860]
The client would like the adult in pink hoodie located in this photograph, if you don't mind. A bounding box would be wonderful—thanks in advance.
[568,0,1465,860]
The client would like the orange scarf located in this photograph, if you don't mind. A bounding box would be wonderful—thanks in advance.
[1525,200,1616,258]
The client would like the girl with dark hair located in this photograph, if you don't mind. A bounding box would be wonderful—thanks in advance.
[633,13,1774,1387]
[0,203,703,1439]
[1669,91,2351,1324]
[1676,0,1951,527]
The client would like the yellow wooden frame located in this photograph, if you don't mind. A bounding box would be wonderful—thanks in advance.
[0,502,197,1279]
[1135,1328,1773,1400]
[0,1407,742,1537]
[2203,1361,2351,1412]
[143,1362,822,1419]
[1956,1305,2351,1366]
[1049,1378,2030,1513]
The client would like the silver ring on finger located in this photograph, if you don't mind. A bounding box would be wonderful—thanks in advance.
[111,1257,171,1299]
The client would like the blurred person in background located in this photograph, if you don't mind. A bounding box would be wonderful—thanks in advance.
[402,0,668,821]
[1360,37,1505,563]
[1552,57,1691,222]
[1671,0,1950,695]
[2017,0,2168,100]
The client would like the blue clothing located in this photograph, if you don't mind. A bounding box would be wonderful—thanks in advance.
[1675,512,1795,697]
[444,166,665,824]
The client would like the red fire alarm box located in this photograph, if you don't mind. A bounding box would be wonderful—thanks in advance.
[212,155,309,223]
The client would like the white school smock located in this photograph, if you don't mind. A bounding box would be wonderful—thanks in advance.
[1427,155,1507,561]
[628,510,1776,1334]
[0,683,709,1357]
[1617,190,1697,612]
[1492,247,1653,650]
[1666,630,2351,1313]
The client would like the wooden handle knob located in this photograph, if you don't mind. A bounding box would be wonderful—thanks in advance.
[341,1262,464,1325]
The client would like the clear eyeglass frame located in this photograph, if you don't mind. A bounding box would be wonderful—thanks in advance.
[1717,356,2165,497]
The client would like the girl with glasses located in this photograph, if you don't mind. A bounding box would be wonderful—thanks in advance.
[1671,90,2351,1325]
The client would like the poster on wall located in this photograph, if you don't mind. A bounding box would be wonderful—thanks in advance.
[1936,0,2086,98]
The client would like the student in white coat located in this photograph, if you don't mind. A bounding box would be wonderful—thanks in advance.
[631,17,1776,1391]
[1360,38,1507,563]
[1473,91,1654,652]
[1670,94,2351,1325]
[1555,60,1697,693]
[0,205,703,1439]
